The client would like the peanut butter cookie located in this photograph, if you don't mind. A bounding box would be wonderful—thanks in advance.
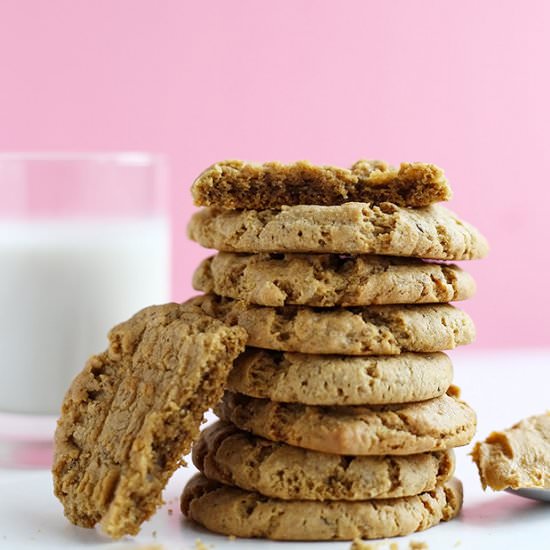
[472,412,550,491]
[190,295,475,355]
[193,421,456,500]
[215,389,476,456]
[193,253,475,307]
[187,203,488,260]
[228,349,453,405]
[181,473,463,540]
[52,303,246,538]
[192,159,451,209]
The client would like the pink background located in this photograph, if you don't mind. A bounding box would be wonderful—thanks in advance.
[0,1,549,348]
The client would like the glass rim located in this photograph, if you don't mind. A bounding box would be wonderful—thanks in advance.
[0,151,166,166]
[0,151,169,218]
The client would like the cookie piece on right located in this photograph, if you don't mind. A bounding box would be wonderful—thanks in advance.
[472,412,550,491]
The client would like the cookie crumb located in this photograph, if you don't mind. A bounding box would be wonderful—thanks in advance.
[390,543,399,550]
[350,539,378,550]
[228,535,236,541]
[167,508,173,516]
[409,542,429,550]
[195,539,210,550]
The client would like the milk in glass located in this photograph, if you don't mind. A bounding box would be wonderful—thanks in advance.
[0,218,169,414]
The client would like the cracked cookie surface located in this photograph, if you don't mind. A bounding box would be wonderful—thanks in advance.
[190,295,475,355]
[181,473,463,540]
[214,389,476,455]
[192,421,455,500]
[187,203,488,260]
[193,253,476,307]
[52,303,246,539]
[228,349,453,405]
[191,159,451,209]
[472,412,550,490]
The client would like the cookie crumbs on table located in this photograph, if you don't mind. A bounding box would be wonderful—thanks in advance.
[350,540,403,550]
[350,538,378,550]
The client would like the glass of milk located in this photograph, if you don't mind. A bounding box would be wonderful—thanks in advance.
[0,153,170,467]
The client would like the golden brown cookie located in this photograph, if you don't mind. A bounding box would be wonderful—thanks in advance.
[193,253,476,307]
[187,203,488,260]
[180,473,463,540]
[471,412,550,491]
[52,303,247,539]
[227,349,453,405]
[191,159,451,209]
[214,389,476,455]
[190,295,476,355]
[192,422,456,500]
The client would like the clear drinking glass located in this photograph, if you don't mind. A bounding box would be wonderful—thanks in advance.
[0,153,170,468]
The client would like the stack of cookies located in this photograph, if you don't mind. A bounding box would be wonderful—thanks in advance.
[181,159,488,541]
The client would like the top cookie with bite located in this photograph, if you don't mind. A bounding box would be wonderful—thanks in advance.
[192,159,451,209]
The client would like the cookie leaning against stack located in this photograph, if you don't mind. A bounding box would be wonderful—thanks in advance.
[182,159,488,541]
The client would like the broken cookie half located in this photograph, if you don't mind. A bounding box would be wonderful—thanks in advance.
[471,411,550,491]
[52,302,247,539]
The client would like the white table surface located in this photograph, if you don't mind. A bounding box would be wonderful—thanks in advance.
[0,349,549,550]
